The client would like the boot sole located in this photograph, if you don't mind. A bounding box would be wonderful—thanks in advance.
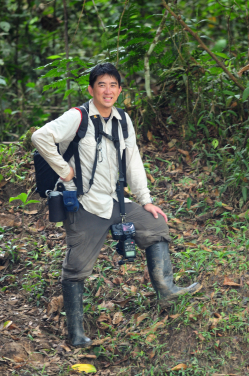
[72,340,93,348]
[159,283,202,308]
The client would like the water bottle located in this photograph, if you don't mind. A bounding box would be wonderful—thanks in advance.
[47,191,67,222]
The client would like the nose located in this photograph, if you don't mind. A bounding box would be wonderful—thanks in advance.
[104,85,112,93]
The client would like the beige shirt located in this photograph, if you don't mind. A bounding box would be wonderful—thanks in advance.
[31,99,151,219]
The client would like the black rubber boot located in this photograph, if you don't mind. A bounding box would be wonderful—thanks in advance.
[146,242,202,307]
[62,280,92,347]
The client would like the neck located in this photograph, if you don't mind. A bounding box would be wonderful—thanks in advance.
[92,100,112,118]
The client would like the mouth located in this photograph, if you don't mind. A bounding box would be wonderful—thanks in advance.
[103,97,113,101]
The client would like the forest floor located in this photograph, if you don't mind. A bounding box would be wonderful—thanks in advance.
[0,134,249,376]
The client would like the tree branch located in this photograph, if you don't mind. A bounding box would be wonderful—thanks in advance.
[92,0,106,31]
[117,0,129,68]
[144,10,169,98]
[63,0,71,109]
[161,0,245,92]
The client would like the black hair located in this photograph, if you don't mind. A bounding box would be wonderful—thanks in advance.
[89,63,121,88]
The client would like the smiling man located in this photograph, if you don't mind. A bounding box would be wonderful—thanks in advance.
[32,63,201,347]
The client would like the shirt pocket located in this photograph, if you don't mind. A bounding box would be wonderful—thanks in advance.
[79,137,97,166]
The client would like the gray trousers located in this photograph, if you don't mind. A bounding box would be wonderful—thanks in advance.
[62,201,171,281]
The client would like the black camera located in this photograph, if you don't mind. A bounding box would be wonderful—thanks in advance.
[111,222,136,265]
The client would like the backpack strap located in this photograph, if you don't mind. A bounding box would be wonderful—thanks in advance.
[62,102,90,196]
[116,108,128,139]
[115,109,128,187]
[112,117,126,218]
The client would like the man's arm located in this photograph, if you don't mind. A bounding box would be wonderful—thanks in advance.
[31,109,81,180]
[124,113,168,223]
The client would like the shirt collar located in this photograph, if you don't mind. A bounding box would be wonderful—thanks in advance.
[88,98,122,120]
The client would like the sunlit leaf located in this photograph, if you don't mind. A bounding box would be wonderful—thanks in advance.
[9,193,27,204]
[72,364,97,373]
[171,363,188,371]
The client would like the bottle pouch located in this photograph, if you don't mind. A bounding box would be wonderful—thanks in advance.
[63,191,79,212]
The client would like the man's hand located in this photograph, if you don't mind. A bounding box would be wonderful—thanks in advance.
[60,166,74,182]
[143,203,168,223]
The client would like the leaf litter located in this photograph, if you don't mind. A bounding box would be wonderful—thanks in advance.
[0,138,249,375]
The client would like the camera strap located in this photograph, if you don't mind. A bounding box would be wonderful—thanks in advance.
[111,118,126,222]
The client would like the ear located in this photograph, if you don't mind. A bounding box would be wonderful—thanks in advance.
[88,85,93,97]
[118,86,122,95]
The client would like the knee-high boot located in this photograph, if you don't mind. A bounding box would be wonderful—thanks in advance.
[146,242,202,306]
[62,280,92,347]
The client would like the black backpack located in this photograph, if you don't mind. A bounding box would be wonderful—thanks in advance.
[34,101,128,198]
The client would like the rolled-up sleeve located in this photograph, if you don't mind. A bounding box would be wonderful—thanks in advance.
[31,108,81,179]
[124,113,151,205]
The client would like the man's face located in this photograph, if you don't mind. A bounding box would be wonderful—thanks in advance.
[88,74,122,115]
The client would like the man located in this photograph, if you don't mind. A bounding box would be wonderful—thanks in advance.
[32,63,201,347]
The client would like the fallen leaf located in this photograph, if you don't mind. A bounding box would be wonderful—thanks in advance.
[13,356,25,363]
[95,287,101,297]
[193,331,205,341]
[47,295,64,315]
[71,364,97,373]
[146,334,156,342]
[103,277,113,286]
[112,312,123,325]
[147,130,153,141]
[91,337,113,346]
[170,314,180,319]
[146,173,155,184]
[143,266,150,282]
[148,349,155,359]
[168,139,177,148]
[112,298,131,308]
[61,344,71,352]
[97,313,111,323]
[130,285,137,294]
[238,210,249,219]
[202,245,213,252]
[1,321,13,330]
[171,363,188,371]
[221,203,233,211]
[135,313,149,326]
[24,210,38,215]
[98,301,115,311]
[78,354,97,359]
[112,277,123,285]
[223,276,240,287]
[178,148,189,157]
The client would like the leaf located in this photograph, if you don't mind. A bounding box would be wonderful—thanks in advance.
[23,210,38,215]
[0,21,11,32]
[71,364,97,373]
[134,312,149,326]
[193,331,205,341]
[170,314,180,319]
[212,139,219,149]
[147,130,153,141]
[146,173,155,183]
[146,334,156,342]
[112,277,123,285]
[242,186,247,202]
[3,320,13,330]
[187,197,192,209]
[112,312,123,325]
[98,301,115,310]
[213,52,230,59]
[9,193,27,204]
[223,276,240,287]
[91,337,113,346]
[242,87,249,102]
[25,199,40,205]
[171,363,188,371]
